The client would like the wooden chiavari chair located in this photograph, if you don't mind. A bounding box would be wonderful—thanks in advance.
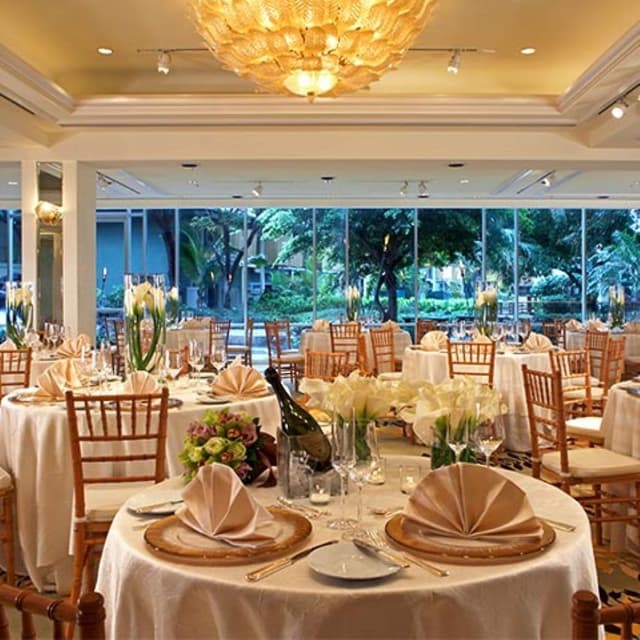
[329,322,362,374]
[415,319,438,344]
[0,348,31,400]
[549,349,595,418]
[264,320,304,385]
[585,330,609,381]
[447,341,496,387]
[304,350,348,381]
[65,387,169,606]
[106,319,126,379]
[228,318,254,366]
[369,327,399,376]
[572,589,640,640]
[208,318,231,360]
[522,365,640,545]
[0,585,105,639]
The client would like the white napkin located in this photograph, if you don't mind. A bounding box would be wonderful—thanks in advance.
[181,319,209,329]
[521,332,553,353]
[0,339,16,350]
[470,331,492,344]
[210,361,268,398]
[420,330,448,351]
[35,359,84,399]
[56,334,91,358]
[402,463,543,543]
[381,320,401,333]
[176,464,277,546]
[565,319,582,331]
[123,371,161,394]
[312,319,330,332]
[585,319,608,332]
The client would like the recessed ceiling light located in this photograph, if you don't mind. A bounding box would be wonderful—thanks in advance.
[448,162,465,168]
[520,47,536,56]
[610,101,628,120]
[7,181,18,186]
[459,179,470,184]
[97,47,113,56]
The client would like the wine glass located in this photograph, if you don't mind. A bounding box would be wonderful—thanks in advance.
[188,340,204,381]
[447,421,469,463]
[327,415,357,530]
[474,419,506,467]
[211,343,227,374]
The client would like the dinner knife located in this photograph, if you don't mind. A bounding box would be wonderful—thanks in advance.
[245,539,339,582]
[352,537,410,568]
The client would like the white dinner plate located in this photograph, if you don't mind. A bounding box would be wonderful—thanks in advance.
[308,542,402,581]
[126,490,184,515]
[196,396,232,405]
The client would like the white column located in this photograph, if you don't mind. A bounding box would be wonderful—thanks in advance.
[62,161,96,342]
[20,161,39,323]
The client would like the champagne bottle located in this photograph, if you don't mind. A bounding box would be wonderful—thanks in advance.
[264,367,332,476]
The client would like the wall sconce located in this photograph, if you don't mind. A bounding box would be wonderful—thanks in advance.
[35,200,63,225]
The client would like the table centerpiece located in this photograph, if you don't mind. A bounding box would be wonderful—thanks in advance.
[345,285,361,322]
[609,284,625,330]
[475,282,498,337]
[5,281,34,348]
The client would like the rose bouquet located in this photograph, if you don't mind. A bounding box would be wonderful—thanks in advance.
[5,282,34,348]
[178,408,276,484]
[474,282,498,337]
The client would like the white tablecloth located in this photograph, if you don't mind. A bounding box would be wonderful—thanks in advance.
[0,385,280,593]
[166,328,210,350]
[96,463,597,640]
[566,329,640,359]
[402,348,551,452]
[301,329,412,366]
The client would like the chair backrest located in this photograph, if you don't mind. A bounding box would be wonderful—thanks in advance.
[585,330,609,380]
[304,350,348,381]
[65,388,169,522]
[553,318,566,349]
[208,319,231,356]
[521,365,569,475]
[244,318,255,346]
[0,348,31,400]
[0,585,105,639]
[369,327,395,374]
[447,341,496,386]
[106,319,125,353]
[264,320,292,364]
[329,322,362,370]
[572,589,640,640]
[415,319,438,344]
[599,336,625,390]
[549,349,593,415]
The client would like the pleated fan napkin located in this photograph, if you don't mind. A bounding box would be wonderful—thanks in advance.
[402,463,543,543]
[381,320,401,333]
[56,334,92,358]
[470,331,492,344]
[210,362,268,398]
[585,319,608,332]
[122,371,161,394]
[312,319,330,331]
[565,319,582,331]
[521,332,553,353]
[35,359,84,399]
[176,463,278,546]
[420,330,448,351]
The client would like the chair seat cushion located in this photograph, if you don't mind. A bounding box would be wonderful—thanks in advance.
[564,386,603,401]
[0,467,12,491]
[566,416,604,441]
[228,345,249,353]
[279,351,304,363]
[82,481,156,522]
[542,447,640,478]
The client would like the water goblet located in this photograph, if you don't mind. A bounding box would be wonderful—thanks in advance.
[211,344,227,374]
[474,420,505,467]
[188,340,204,382]
[447,421,469,463]
[327,416,357,530]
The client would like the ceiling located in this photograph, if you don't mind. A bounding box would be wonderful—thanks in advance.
[0,1,639,205]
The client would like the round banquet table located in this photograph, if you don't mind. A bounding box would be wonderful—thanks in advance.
[95,461,597,640]
[0,383,280,593]
[401,347,551,452]
[566,329,640,359]
[301,328,412,364]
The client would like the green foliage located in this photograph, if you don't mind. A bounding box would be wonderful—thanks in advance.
[530,272,571,297]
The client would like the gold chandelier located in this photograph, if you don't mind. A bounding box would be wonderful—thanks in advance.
[190,0,438,100]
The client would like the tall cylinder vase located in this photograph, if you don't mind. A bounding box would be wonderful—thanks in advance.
[474,281,498,337]
[5,281,34,349]
[123,274,166,372]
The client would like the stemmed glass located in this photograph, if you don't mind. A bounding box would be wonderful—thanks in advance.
[189,340,204,382]
[327,415,357,530]
[165,349,183,382]
[474,420,506,467]
[211,344,227,374]
[348,421,376,531]
[447,421,469,463]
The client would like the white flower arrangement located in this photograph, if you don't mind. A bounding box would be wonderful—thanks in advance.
[474,283,498,337]
[345,285,361,322]
[5,282,34,348]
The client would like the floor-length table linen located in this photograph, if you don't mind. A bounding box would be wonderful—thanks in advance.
[566,329,640,359]
[96,464,597,640]
[402,347,551,452]
[0,386,280,593]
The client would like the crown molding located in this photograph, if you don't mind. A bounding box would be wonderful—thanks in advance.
[59,94,573,127]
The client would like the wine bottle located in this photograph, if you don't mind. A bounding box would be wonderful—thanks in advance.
[264,367,332,476]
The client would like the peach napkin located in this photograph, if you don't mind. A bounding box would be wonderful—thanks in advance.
[381,320,401,333]
[56,334,91,358]
[565,319,582,331]
[35,359,84,399]
[420,330,448,351]
[181,319,209,329]
[210,361,268,398]
[0,339,16,350]
[123,371,161,394]
[585,319,608,332]
[521,332,553,353]
[176,464,277,546]
[402,463,543,543]
[470,331,492,344]
[312,319,330,331]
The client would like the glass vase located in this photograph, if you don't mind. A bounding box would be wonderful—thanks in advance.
[123,273,166,372]
[474,281,498,337]
[609,285,625,330]
[5,281,34,349]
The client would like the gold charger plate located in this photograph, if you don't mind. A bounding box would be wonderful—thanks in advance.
[144,507,312,565]
[9,391,63,405]
[384,514,555,565]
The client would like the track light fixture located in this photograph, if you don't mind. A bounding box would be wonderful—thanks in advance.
[96,174,112,189]
[251,182,263,197]
[598,80,640,120]
[399,181,409,197]
[447,50,461,74]
[610,100,628,120]
[418,181,430,198]
[157,51,171,74]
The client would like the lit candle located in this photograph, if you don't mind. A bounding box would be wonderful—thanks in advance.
[401,476,416,494]
[102,266,108,280]
[309,490,330,505]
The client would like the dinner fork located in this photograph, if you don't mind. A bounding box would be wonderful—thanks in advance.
[364,530,450,578]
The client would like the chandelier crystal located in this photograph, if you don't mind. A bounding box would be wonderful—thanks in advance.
[190,0,438,99]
